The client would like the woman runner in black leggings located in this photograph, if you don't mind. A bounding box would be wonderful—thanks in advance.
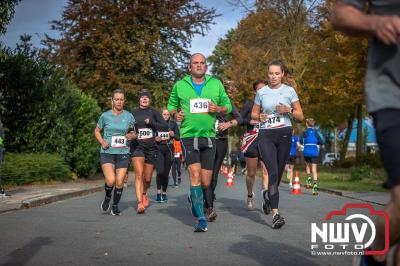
[251,60,303,229]
[155,108,180,203]
[203,81,242,222]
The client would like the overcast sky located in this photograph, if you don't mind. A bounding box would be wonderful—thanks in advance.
[0,0,249,57]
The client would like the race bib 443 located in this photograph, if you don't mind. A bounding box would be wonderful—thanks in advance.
[111,136,127,148]
[190,98,210,114]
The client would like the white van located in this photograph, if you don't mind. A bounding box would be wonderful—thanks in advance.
[322,153,340,166]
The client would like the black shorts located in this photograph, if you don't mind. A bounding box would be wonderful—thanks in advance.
[100,153,129,169]
[131,145,158,165]
[287,156,297,164]
[181,137,216,170]
[244,137,259,158]
[304,156,319,164]
[372,108,400,188]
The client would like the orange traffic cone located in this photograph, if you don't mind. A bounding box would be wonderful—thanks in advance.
[226,171,234,187]
[291,171,302,195]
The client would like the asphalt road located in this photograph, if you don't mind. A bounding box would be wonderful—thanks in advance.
[0,169,378,266]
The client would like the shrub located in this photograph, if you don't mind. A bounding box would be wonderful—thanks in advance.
[0,43,101,178]
[349,164,382,181]
[2,153,70,185]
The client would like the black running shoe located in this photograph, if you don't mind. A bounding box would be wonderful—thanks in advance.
[110,205,121,216]
[101,196,111,212]
[262,193,271,215]
[272,213,285,229]
[206,208,218,222]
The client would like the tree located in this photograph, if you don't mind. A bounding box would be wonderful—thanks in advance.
[0,36,101,177]
[0,0,20,35]
[44,0,217,108]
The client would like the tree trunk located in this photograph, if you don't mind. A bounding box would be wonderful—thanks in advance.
[356,104,363,164]
[340,117,353,161]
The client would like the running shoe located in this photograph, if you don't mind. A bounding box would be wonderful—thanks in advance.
[178,177,181,185]
[247,192,255,210]
[162,194,168,202]
[272,213,285,229]
[143,194,149,208]
[156,193,163,203]
[110,205,121,216]
[312,183,318,195]
[101,196,112,213]
[262,191,271,215]
[206,208,218,222]
[137,202,145,214]
[194,218,208,232]
[306,176,312,188]
[289,183,293,189]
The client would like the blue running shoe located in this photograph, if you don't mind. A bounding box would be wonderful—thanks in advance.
[162,194,168,202]
[194,217,208,232]
[156,193,163,203]
[188,195,198,217]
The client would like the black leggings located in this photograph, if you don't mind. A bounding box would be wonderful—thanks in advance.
[155,145,172,192]
[171,157,182,184]
[258,127,292,209]
[204,138,228,208]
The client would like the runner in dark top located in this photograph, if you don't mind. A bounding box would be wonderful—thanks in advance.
[130,89,167,214]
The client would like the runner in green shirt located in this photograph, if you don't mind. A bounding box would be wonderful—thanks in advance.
[168,53,232,232]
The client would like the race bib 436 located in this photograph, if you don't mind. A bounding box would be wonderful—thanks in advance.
[190,98,210,114]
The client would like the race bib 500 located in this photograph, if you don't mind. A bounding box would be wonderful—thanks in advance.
[138,128,153,140]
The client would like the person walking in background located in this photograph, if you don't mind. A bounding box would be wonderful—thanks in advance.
[171,139,183,187]
[299,118,323,195]
[285,128,300,189]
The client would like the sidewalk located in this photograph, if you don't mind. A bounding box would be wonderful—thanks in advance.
[0,178,104,213]
[0,174,391,214]
[281,179,391,206]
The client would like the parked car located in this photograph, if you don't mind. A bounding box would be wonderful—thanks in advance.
[322,153,340,166]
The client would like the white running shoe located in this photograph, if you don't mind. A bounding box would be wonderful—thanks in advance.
[247,192,255,210]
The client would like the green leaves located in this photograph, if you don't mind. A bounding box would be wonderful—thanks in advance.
[44,0,217,108]
[0,41,101,178]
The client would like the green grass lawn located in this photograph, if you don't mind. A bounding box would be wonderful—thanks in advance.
[261,165,388,192]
